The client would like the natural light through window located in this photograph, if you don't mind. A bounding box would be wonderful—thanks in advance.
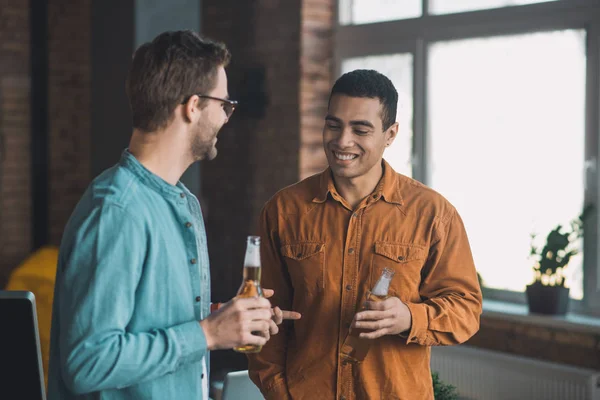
[429,0,558,15]
[341,54,414,177]
[338,0,421,25]
[428,30,586,299]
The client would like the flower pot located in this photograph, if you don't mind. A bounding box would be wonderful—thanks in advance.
[525,283,570,316]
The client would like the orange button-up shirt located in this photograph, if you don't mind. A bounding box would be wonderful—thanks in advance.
[248,161,482,400]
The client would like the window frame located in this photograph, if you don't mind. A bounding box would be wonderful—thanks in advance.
[335,0,600,315]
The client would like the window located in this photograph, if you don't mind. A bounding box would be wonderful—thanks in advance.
[338,0,422,25]
[341,54,414,177]
[429,0,558,15]
[336,0,600,313]
[428,30,586,298]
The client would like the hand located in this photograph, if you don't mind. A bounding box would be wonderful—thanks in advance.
[199,297,272,351]
[263,288,302,334]
[352,296,411,339]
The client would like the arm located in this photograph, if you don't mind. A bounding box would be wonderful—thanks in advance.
[58,203,207,394]
[404,208,482,345]
[247,206,293,400]
[355,208,482,345]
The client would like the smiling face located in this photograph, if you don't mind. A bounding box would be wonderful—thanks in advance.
[323,94,398,184]
[191,66,230,161]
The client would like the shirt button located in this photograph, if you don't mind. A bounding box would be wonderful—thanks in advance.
[348,248,354,254]
[190,258,197,264]
[345,284,352,291]
[398,256,405,261]
[352,213,358,218]
[195,296,201,302]
[180,193,185,198]
[185,222,192,228]
[341,394,347,400]
[201,373,205,379]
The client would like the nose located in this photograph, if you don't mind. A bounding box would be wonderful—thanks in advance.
[335,127,354,149]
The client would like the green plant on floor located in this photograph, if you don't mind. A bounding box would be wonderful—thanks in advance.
[432,371,459,400]
[529,207,590,287]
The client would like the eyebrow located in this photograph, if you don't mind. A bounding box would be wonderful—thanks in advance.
[325,115,374,129]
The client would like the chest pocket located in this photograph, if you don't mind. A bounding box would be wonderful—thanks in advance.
[281,241,325,292]
[371,242,426,299]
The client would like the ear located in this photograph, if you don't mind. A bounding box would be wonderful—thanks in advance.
[385,122,399,146]
[182,95,200,123]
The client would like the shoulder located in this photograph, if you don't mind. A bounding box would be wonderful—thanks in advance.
[262,172,323,217]
[66,165,151,233]
[394,173,458,224]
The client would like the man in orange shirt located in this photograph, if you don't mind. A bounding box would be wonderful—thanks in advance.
[248,69,482,399]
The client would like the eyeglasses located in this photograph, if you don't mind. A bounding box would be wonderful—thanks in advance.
[182,94,238,119]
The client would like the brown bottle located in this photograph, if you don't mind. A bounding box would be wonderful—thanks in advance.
[233,235,264,353]
[340,267,395,363]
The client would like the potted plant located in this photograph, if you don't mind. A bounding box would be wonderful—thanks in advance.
[526,208,589,315]
[432,372,459,400]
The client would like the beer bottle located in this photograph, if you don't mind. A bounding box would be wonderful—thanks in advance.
[340,267,395,363]
[233,235,264,353]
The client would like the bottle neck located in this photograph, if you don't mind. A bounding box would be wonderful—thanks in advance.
[244,246,261,268]
[372,276,392,296]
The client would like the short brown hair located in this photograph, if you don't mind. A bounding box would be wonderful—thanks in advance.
[126,30,231,132]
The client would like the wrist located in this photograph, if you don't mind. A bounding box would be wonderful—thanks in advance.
[199,319,216,351]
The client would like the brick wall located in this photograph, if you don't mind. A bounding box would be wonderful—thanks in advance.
[0,0,92,286]
[47,0,91,245]
[300,0,332,179]
[201,0,334,375]
[202,0,302,303]
[0,0,32,287]
[469,313,600,370]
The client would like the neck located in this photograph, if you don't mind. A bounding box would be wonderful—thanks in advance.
[334,161,384,209]
[128,126,192,186]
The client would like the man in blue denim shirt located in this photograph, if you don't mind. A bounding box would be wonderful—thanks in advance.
[47,31,290,400]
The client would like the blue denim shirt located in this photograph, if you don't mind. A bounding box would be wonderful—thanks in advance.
[48,150,211,399]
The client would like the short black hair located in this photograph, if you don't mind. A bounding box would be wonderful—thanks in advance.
[329,69,398,130]
[126,30,230,132]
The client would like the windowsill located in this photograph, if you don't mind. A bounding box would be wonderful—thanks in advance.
[483,299,600,335]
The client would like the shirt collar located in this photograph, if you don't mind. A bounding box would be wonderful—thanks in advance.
[119,149,190,200]
[312,159,404,206]
[379,159,404,206]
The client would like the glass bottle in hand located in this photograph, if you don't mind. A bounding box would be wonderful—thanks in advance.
[340,267,395,363]
[233,235,264,353]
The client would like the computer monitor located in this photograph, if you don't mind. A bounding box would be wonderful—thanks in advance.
[0,290,47,400]
[221,370,264,400]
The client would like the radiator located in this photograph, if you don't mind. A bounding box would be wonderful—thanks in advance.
[430,346,600,400]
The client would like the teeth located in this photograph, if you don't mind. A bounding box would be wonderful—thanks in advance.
[334,151,357,161]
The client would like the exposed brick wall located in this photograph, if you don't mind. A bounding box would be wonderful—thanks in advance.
[47,0,92,245]
[469,314,600,370]
[202,0,303,303]
[0,0,92,286]
[300,0,333,179]
[0,0,32,287]
[202,0,334,300]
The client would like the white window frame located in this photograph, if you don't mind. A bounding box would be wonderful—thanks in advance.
[335,0,600,316]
